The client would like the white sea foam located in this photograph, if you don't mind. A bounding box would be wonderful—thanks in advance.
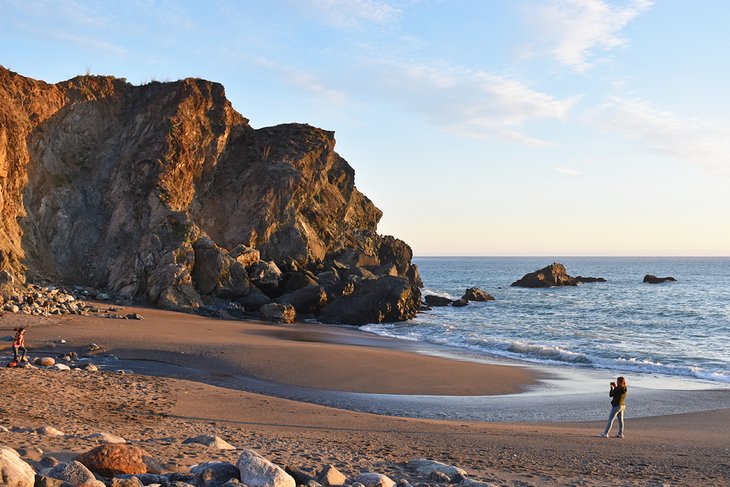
[363,256,730,385]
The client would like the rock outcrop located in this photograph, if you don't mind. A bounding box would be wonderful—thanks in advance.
[643,275,676,284]
[0,67,421,324]
[511,263,605,288]
[461,287,494,301]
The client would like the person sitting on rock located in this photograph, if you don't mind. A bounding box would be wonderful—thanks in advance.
[12,327,27,364]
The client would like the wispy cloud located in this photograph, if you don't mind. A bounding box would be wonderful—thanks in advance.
[248,56,348,104]
[523,0,653,72]
[594,97,730,175]
[367,60,580,144]
[554,166,581,176]
[300,0,401,29]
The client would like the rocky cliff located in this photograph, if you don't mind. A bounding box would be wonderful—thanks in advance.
[0,67,421,324]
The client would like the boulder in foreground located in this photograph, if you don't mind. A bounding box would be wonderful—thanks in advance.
[76,444,164,477]
[236,450,294,487]
[0,447,35,487]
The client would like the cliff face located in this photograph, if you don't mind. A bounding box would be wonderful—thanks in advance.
[0,67,420,323]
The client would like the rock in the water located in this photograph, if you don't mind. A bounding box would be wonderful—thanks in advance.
[125,313,144,320]
[319,276,421,325]
[574,276,607,283]
[643,274,676,284]
[451,298,469,307]
[406,459,467,482]
[424,295,452,307]
[236,450,294,487]
[76,444,163,477]
[317,465,347,486]
[190,461,240,487]
[0,447,36,487]
[52,364,71,371]
[461,288,494,302]
[259,303,296,324]
[352,473,395,487]
[44,460,105,487]
[511,263,577,288]
[182,435,236,450]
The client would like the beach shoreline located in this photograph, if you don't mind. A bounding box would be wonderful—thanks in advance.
[2,305,730,485]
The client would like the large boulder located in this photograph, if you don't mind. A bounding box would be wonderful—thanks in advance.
[352,473,394,487]
[190,462,240,487]
[643,274,676,284]
[191,238,250,299]
[277,285,328,315]
[182,435,236,450]
[259,303,296,324]
[461,287,494,302]
[236,450,294,487]
[229,245,260,267]
[377,236,413,276]
[236,286,271,311]
[511,263,577,288]
[406,459,467,482]
[147,263,203,310]
[279,271,318,294]
[0,447,36,487]
[248,261,283,295]
[424,295,452,307]
[319,276,421,325]
[317,465,347,486]
[76,444,163,477]
[43,461,104,487]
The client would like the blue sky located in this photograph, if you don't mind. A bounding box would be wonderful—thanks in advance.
[2,0,729,255]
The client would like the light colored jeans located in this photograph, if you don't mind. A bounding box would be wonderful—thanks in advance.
[603,405,625,436]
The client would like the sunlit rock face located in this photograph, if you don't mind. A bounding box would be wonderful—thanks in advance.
[0,67,421,323]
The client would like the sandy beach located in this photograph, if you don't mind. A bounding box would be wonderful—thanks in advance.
[2,305,729,486]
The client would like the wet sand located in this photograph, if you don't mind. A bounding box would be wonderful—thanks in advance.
[1,305,729,486]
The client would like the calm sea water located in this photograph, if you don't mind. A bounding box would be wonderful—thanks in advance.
[362,257,730,385]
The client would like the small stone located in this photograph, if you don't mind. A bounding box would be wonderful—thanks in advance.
[36,426,65,436]
[87,432,126,443]
[182,435,236,450]
[353,473,395,487]
[52,364,71,371]
[37,357,56,367]
[318,465,347,486]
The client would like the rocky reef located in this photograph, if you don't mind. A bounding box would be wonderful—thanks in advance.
[511,263,606,288]
[0,67,421,324]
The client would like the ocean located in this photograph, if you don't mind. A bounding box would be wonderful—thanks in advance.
[362,257,730,386]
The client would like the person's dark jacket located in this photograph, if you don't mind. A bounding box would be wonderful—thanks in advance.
[610,386,627,407]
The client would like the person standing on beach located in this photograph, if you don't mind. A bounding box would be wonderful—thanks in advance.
[12,327,27,364]
[598,376,627,438]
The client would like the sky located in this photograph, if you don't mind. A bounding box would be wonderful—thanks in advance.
[1,0,729,256]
